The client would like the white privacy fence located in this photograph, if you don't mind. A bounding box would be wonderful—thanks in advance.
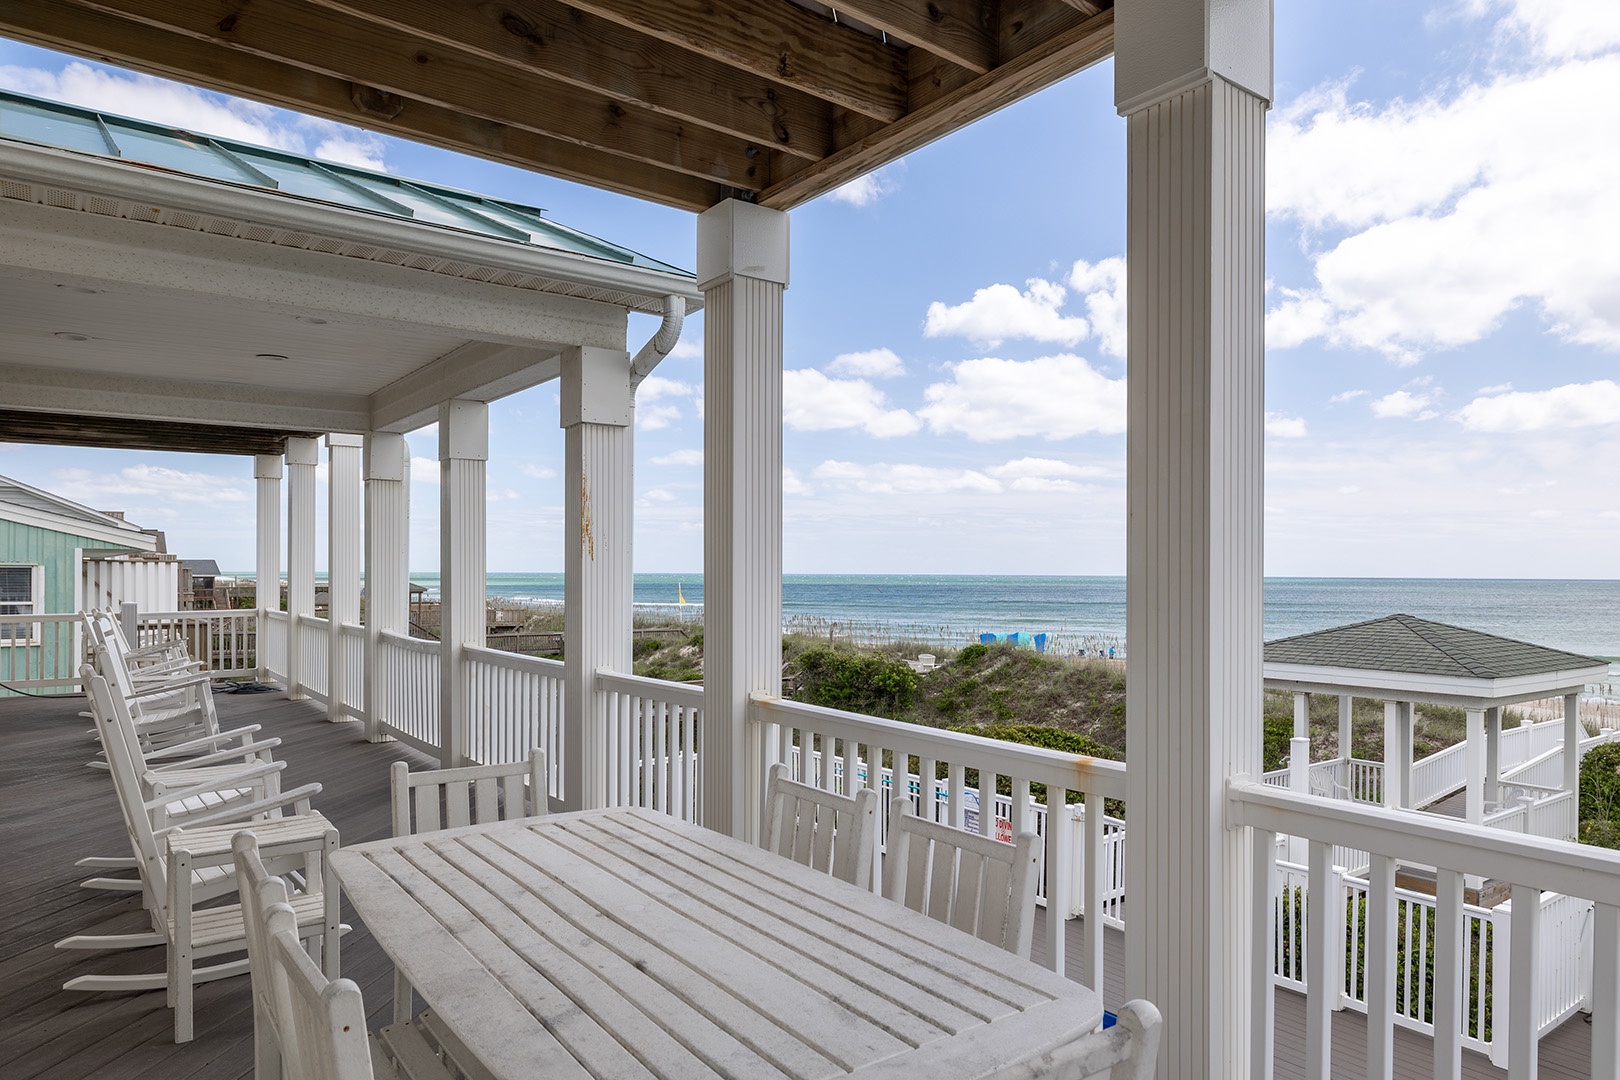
[598,670,702,824]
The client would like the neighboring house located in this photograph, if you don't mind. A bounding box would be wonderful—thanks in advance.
[0,474,163,694]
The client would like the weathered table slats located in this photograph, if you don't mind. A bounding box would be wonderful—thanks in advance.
[330,807,1100,1080]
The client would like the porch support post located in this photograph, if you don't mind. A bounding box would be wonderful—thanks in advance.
[364,432,410,742]
[326,434,363,723]
[698,198,789,841]
[438,399,488,769]
[1397,702,1415,809]
[1485,706,1502,809]
[1565,692,1582,794]
[253,454,282,683]
[560,346,634,812]
[1465,707,1486,824]
[1292,692,1309,740]
[1116,0,1272,1074]
[1383,701,1400,810]
[284,436,319,701]
[1338,694,1353,761]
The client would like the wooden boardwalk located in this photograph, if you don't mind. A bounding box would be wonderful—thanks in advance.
[0,691,1594,1078]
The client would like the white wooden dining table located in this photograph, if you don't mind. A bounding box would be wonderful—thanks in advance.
[328,806,1103,1080]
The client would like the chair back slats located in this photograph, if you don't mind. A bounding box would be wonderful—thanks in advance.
[763,763,881,889]
[885,797,1041,958]
[390,751,548,839]
[267,908,375,1080]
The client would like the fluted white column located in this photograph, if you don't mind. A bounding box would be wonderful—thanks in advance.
[253,454,282,683]
[561,346,634,812]
[364,432,410,742]
[326,434,363,723]
[284,437,319,701]
[1116,0,1271,1073]
[699,199,789,841]
[438,399,487,768]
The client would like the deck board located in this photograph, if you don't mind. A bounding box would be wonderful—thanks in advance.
[0,689,1595,1078]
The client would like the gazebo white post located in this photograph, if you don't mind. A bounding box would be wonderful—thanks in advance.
[1465,707,1486,824]
[253,454,281,684]
[284,436,319,702]
[1484,706,1502,809]
[1338,694,1353,764]
[438,399,488,769]
[1398,702,1415,809]
[363,432,410,742]
[698,199,788,842]
[1116,0,1271,1074]
[326,434,363,723]
[1293,691,1309,740]
[560,346,634,813]
[1566,692,1582,794]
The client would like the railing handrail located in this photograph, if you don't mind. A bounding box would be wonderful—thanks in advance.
[295,612,329,628]
[338,620,365,636]
[466,643,564,676]
[752,693,1128,800]
[135,609,254,621]
[597,668,704,708]
[265,610,288,623]
[24,612,85,624]
[380,628,439,655]
[1230,777,1620,905]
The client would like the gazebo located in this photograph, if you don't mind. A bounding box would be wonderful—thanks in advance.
[1265,614,1611,830]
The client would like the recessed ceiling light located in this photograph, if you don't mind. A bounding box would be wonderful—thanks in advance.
[54,332,90,342]
[255,353,290,362]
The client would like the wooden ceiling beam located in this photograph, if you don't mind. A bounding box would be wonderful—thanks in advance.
[822,0,995,74]
[0,0,729,210]
[566,0,909,121]
[0,408,308,455]
[759,7,1112,209]
[54,0,767,190]
[307,0,834,161]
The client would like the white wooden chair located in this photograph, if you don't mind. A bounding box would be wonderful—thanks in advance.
[883,797,1041,959]
[263,901,377,1080]
[980,1000,1163,1080]
[58,670,340,1043]
[388,752,547,1028]
[762,762,881,889]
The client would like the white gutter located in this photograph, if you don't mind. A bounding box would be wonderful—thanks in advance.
[0,140,703,312]
[630,295,686,390]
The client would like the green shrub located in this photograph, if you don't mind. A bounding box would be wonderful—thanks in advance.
[1580,743,1620,849]
[955,643,988,665]
[1263,715,1294,773]
[790,645,920,717]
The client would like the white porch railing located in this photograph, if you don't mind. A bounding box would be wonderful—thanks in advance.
[263,610,288,682]
[337,621,364,719]
[1232,778,1620,1079]
[1411,715,1574,809]
[748,694,1127,977]
[598,670,702,823]
[296,614,329,703]
[0,611,81,692]
[465,645,563,780]
[375,630,439,754]
[135,609,258,678]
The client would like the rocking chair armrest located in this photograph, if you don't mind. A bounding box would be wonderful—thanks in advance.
[141,760,284,808]
[156,782,322,837]
[124,672,212,699]
[145,739,281,772]
[141,725,266,760]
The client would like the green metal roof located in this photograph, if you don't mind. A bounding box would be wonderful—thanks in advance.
[0,88,692,278]
[1264,613,1607,680]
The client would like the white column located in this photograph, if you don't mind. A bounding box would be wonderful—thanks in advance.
[253,454,282,683]
[1338,694,1353,762]
[326,434,363,723]
[1465,708,1486,824]
[1485,706,1502,809]
[1565,692,1582,794]
[560,345,634,812]
[438,399,488,768]
[1287,736,1311,864]
[1292,692,1308,741]
[284,436,319,701]
[1115,0,1271,1073]
[698,199,789,841]
[1383,700,1401,810]
[1398,702,1416,809]
[364,432,410,742]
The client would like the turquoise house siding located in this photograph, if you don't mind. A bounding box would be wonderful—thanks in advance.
[0,519,139,695]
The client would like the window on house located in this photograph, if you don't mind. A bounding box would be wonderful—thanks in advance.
[0,565,40,644]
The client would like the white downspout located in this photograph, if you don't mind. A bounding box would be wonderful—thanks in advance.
[629,295,687,390]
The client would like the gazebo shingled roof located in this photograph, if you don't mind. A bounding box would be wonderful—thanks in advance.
[1264,613,1607,682]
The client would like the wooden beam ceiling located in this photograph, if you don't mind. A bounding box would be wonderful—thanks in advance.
[0,409,311,455]
[0,0,1114,213]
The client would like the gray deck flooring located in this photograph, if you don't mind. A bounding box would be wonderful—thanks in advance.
[0,690,1594,1078]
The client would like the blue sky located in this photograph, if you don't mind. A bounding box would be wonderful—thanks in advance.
[2,0,1618,579]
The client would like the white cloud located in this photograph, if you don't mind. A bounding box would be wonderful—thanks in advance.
[1369,390,1439,420]
[782,467,812,496]
[51,465,249,507]
[812,461,1002,496]
[0,61,387,170]
[1067,258,1128,358]
[826,164,902,206]
[666,339,703,361]
[984,457,1109,481]
[519,464,557,480]
[1330,389,1368,403]
[651,449,703,467]
[640,488,678,504]
[918,355,1126,441]
[1476,382,1515,395]
[924,279,1088,348]
[410,456,440,481]
[827,348,905,379]
[1265,413,1309,438]
[1265,21,1620,360]
[782,369,920,437]
[636,375,694,403]
[1455,379,1620,431]
[637,404,682,431]
[1529,508,1562,518]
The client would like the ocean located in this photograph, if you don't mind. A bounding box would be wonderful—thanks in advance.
[402,573,1620,662]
